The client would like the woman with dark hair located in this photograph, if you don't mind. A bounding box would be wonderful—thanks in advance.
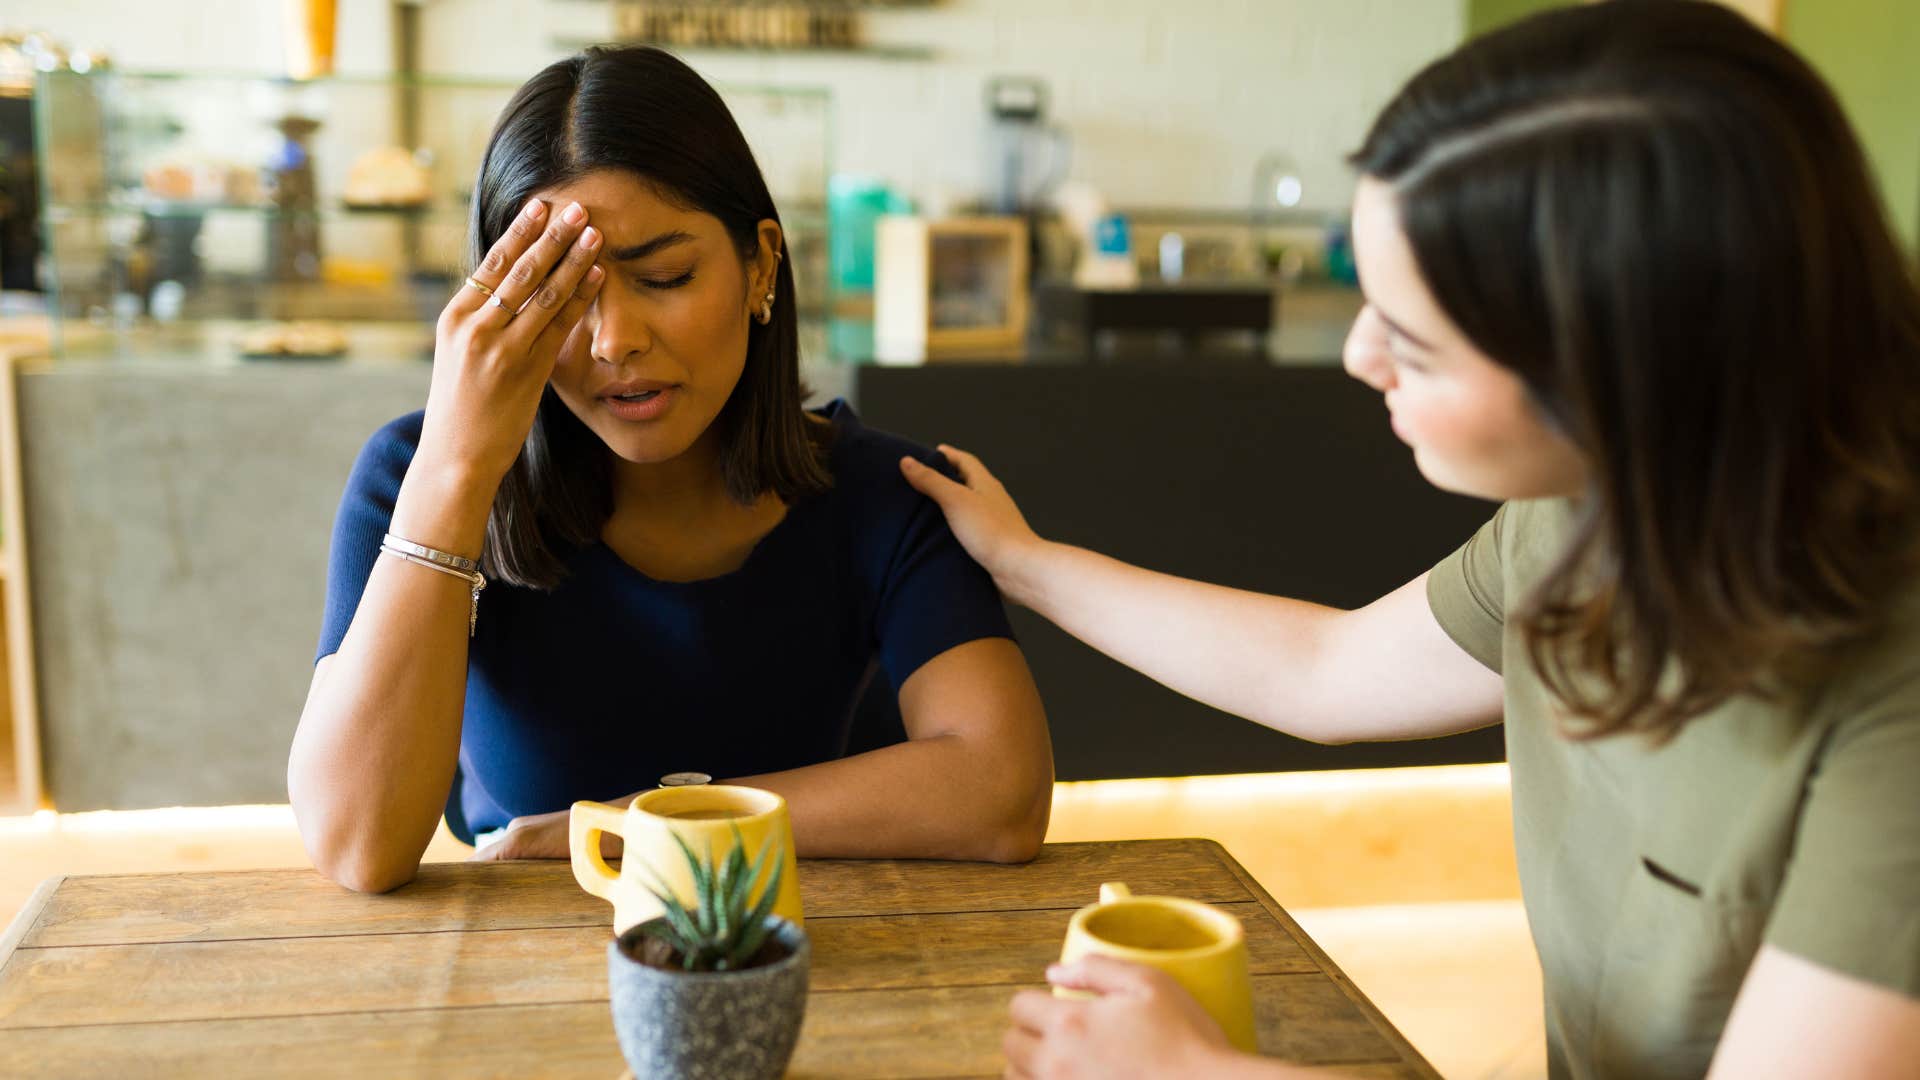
[903,3,1920,1076]
[289,46,1052,895]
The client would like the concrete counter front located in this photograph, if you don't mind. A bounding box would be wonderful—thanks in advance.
[17,360,431,810]
[13,358,1495,812]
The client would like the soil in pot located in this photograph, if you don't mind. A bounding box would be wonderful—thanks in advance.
[619,931,793,973]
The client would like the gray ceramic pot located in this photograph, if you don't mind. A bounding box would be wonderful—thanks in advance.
[607,917,810,1080]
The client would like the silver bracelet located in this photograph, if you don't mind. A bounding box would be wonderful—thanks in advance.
[382,532,479,572]
[379,545,486,638]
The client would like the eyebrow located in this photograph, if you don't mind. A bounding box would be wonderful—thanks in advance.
[1371,304,1437,352]
[606,230,697,262]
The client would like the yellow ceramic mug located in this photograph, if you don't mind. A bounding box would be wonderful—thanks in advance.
[1058,882,1258,1052]
[570,784,804,936]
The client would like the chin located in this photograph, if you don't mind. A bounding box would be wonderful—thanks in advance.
[1418,452,1586,503]
[601,432,698,464]
[584,414,696,462]
[1411,448,1509,503]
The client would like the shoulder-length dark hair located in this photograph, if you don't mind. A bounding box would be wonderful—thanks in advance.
[470,45,830,589]
[1352,0,1920,740]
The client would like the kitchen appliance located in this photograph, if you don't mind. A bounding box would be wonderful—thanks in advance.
[983,76,1070,217]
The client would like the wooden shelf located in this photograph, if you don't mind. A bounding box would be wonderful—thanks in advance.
[0,345,45,814]
[550,36,934,60]
[0,573,19,815]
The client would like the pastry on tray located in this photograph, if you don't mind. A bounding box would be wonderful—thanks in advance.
[239,321,349,360]
[342,146,433,209]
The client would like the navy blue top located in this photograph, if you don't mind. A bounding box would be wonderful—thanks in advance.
[316,400,1013,844]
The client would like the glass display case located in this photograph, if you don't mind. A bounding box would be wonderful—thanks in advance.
[31,69,832,365]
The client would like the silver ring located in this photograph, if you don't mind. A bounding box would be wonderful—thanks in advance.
[488,294,515,315]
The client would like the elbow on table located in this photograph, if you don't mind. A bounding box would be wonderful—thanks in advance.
[289,778,424,894]
[978,784,1052,864]
[982,822,1047,864]
[322,854,420,895]
[296,815,422,894]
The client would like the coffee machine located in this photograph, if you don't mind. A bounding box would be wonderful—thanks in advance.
[983,76,1071,218]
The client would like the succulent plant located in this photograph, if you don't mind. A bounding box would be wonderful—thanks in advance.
[636,826,787,972]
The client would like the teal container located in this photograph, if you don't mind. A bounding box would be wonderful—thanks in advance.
[828,175,911,291]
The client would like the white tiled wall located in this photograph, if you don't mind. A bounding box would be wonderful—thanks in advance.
[14,0,1463,214]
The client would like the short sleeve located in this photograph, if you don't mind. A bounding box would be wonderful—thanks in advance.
[872,448,1015,690]
[1764,704,1920,997]
[1426,502,1511,673]
[315,413,423,663]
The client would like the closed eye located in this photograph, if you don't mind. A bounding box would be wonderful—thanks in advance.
[636,271,695,290]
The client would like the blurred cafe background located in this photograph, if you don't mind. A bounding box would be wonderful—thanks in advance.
[0,2,1912,1075]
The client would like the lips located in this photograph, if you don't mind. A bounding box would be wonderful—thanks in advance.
[599,383,679,423]
[597,378,678,399]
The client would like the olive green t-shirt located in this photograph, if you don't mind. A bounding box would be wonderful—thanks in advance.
[1427,498,1920,1079]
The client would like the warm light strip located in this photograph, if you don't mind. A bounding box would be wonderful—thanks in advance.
[0,804,296,836]
[0,765,1511,836]
[1054,762,1510,802]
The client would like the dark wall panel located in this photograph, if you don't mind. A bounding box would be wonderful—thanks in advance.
[854,364,1503,780]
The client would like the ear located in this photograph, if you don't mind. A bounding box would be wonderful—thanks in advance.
[748,218,785,309]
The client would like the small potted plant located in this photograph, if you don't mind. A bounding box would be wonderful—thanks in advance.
[607,828,810,1080]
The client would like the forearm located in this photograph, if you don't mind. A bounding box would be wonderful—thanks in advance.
[288,458,494,892]
[729,731,1051,863]
[999,541,1352,742]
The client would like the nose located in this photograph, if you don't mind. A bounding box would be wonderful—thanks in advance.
[1343,305,1397,393]
[589,289,653,365]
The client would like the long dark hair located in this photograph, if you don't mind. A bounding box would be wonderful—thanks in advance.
[1352,1,1920,739]
[470,45,830,589]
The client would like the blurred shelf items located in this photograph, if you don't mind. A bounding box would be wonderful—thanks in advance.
[26,69,831,366]
[609,0,941,56]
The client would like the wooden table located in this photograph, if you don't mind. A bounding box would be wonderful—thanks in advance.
[0,839,1438,1078]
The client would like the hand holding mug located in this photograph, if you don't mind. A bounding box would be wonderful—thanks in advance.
[1004,954,1237,1079]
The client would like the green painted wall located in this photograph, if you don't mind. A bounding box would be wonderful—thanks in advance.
[1783,0,1920,251]
[1460,0,1920,251]
[1465,0,1563,37]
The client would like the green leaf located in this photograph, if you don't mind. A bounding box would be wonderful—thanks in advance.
[646,924,691,959]
[729,838,754,906]
[633,858,685,914]
[727,825,752,890]
[671,831,718,939]
[627,823,790,971]
[713,839,742,945]
[655,892,705,949]
[743,832,783,919]
[730,906,777,967]
[730,842,785,967]
[635,871,699,941]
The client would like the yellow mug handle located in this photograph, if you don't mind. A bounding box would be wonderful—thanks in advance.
[569,800,628,902]
[1055,883,1136,1001]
